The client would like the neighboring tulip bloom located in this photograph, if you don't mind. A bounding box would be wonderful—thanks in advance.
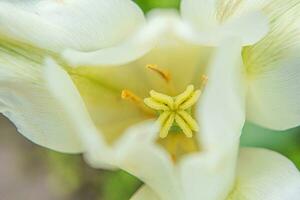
[0,1,299,200]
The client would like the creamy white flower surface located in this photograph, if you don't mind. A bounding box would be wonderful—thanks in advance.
[0,0,145,152]
[46,38,245,200]
[0,1,300,200]
[64,0,300,131]
[131,148,300,200]
[181,0,300,130]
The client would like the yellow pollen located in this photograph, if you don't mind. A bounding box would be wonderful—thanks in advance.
[147,64,171,82]
[144,84,204,138]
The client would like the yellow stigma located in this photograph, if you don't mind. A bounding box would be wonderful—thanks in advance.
[144,85,202,138]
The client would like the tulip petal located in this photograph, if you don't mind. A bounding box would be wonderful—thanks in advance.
[0,0,144,51]
[130,186,160,200]
[0,44,82,153]
[228,148,300,200]
[180,0,268,46]
[180,0,218,30]
[114,123,181,200]
[47,57,182,197]
[244,0,300,130]
[197,39,245,148]
[178,39,245,200]
[222,11,269,45]
[63,10,185,66]
[246,55,300,130]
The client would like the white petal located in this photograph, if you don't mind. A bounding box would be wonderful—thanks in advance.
[180,0,268,46]
[80,120,181,199]
[130,186,160,200]
[197,39,245,148]
[228,148,300,200]
[180,0,218,30]
[0,0,144,51]
[0,49,82,153]
[247,54,300,130]
[244,1,300,130]
[44,58,115,166]
[113,122,182,200]
[62,64,183,198]
[222,11,269,45]
[178,39,245,200]
[63,10,184,66]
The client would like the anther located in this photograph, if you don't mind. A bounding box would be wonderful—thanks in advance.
[147,64,171,82]
[122,89,155,117]
[121,89,142,103]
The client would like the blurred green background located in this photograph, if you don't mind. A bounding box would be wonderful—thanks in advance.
[0,1,299,200]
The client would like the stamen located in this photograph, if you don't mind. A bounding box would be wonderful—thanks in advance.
[174,85,194,109]
[160,112,175,138]
[144,98,170,111]
[150,90,174,109]
[147,64,171,82]
[175,114,193,138]
[179,90,201,110]
[122,89,155,116]
[157,111,171,125]
[177,111,199,131]
[121,89,142,103]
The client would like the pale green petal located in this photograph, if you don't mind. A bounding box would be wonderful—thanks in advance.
[228,148,300,200]
[0,43,82,153]
[244,0,300,130]
[130,186,160,200]
[0,0,145,51]
[178,39,245,200]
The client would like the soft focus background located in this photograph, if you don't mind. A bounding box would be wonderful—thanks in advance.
[0,0,299,199]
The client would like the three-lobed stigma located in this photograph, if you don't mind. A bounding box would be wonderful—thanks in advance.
[144,85,201,138]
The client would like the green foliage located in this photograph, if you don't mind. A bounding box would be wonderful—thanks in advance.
[102,171,142,200]
[46,152,104,199]
[241,123,300,169]
[134,0,180,13]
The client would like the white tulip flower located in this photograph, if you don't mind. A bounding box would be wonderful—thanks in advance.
[0,1,299,200]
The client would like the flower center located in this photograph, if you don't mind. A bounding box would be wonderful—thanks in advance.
[144,85,203,138]
[120,64,208,139]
